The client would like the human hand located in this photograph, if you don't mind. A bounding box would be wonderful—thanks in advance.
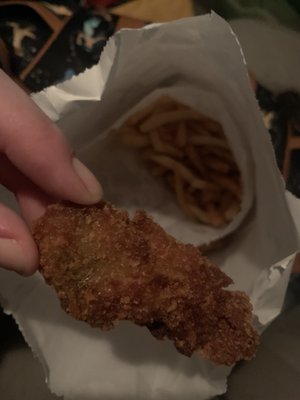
[0,70,102,276]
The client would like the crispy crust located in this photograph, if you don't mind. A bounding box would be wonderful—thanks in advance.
[33,202,259,365]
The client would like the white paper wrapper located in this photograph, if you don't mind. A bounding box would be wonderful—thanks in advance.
[0,13,299,400]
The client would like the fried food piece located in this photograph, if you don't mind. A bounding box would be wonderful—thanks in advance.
[33,202,259,365]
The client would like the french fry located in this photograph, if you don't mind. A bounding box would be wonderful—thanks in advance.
[202,119,223,135]
[200,146,235,164]
[189,135,229,149]
[118,125,141,136]
[144,153,211,190]
[174,174,208,222]
[188,204,211,225]
[188,121,211,136]
[150,165,167,177]
[208,171,241,198]
[174,173,194,217]
[176,123,187,147]
[203,157,231,174]
[140,110,206,133]
[149,130,184,158]
[206,203,226,227]
[220,191,235,213]
[224,202,241,221]
[185,145,206,175]
[165,173,175,189]
[201,190,220,205]
[128,96,175,126]
[122,133,150,148]
[149,130,164,152]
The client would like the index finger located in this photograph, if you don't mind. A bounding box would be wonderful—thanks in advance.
[0,71,102,205]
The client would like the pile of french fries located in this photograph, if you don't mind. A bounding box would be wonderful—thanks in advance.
[116,96,242,228]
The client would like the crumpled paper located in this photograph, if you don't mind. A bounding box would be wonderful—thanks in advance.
[0,13,299,400]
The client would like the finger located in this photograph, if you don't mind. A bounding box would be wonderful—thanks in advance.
[0,155,55,223]
[0,70,102,205]
[0,203,38,276]
[16,190,54,225]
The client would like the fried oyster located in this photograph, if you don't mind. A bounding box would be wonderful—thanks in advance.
[33,202,259,365]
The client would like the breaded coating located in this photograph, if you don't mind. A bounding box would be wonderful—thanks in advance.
[33,202,259,365]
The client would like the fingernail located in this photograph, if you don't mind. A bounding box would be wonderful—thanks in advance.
[72,158,102,203]
[0,238,31,275]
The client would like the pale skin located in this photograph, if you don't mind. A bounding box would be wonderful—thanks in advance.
[0,70,102,276]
